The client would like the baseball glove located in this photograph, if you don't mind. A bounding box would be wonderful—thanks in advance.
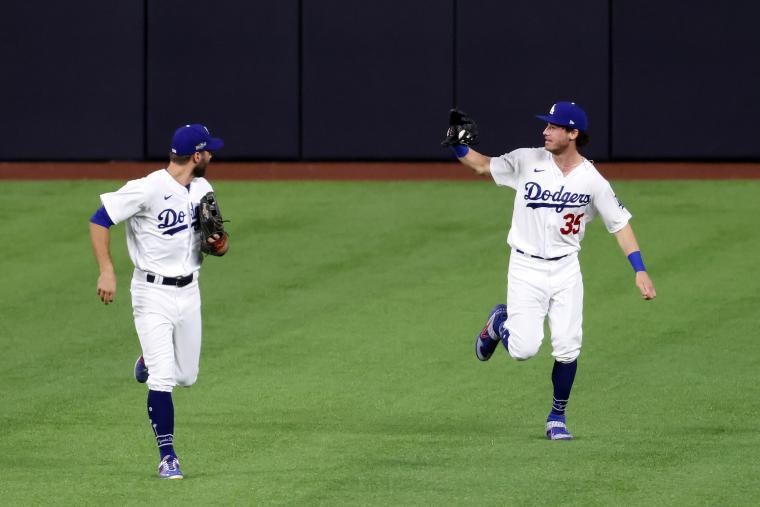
[440,108,479,147]
[199,192,228,256]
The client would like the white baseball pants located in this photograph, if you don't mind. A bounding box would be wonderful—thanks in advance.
[504,250,583,363]
[130,271,202,392]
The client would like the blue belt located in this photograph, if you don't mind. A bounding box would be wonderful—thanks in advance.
[146,273,194,287]
[516,249,569,261]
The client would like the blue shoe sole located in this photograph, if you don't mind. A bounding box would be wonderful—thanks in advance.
[134,356,149,383]
[475,304,507,361]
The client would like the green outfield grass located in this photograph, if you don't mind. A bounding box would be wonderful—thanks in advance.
[1,178,759,506]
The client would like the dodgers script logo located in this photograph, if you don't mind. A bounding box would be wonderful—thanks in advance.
[524,182,591,213]
[158,209,187,236]
[157,206,200,236]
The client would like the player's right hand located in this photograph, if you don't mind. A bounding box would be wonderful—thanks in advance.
[97,271,117,305]
[635,271,656,300]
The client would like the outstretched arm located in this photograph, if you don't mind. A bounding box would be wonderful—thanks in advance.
[455,147,492,175]
[614,223,656,300]
[90,223,117,305]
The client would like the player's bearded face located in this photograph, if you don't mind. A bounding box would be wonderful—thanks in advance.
[192,152,211,177]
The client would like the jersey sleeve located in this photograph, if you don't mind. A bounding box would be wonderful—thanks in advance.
[490,148,529,188]
[99,178,149,224]
[589,179,632,233]
[89,205,114,228]
[197,177,213,194]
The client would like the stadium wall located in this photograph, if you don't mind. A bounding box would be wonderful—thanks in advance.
[1,1,758,163]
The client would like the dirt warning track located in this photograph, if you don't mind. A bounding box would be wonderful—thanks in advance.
[1,161,759,180]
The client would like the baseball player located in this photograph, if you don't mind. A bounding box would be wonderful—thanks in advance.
[442,102,656,440]
[89,124,228,478]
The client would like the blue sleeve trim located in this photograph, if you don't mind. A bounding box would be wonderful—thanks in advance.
[627,251,646,272]
[90,206,114,228]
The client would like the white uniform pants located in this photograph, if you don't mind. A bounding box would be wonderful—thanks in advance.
[505,250,583,363]
[130,272,202,392]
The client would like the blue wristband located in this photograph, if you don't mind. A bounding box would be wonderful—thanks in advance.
[627,251,646,272]
[450,145,469,158]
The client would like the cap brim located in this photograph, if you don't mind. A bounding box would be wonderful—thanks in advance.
[535,115,582,131]
[536,114,566,126]
[205,137,224,152]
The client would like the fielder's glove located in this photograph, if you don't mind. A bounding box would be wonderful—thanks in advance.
[199,192,228,256]
[441,108,479,147]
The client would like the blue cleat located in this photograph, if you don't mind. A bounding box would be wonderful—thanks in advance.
[475,304,507,361]
[134,355,149,383]
[158,455,183,479]
[545,414,574,440]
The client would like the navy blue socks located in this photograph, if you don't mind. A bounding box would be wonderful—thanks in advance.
[147,390,176,459]
[550,359,578,418]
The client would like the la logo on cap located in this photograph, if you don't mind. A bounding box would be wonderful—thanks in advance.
[549,104,556,114]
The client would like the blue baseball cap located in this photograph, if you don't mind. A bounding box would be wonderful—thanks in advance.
[536,102,588,132]
[171,124,224,156]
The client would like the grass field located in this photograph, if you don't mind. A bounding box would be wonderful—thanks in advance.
[1,178,759,506]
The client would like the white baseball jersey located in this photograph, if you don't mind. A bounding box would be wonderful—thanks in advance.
[490,147,631,258]
[100,169,213,277]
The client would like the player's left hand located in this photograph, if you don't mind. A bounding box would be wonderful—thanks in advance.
[199,192,228,256]
[205,233,229,255]
[441,108,479,147]
[635,271,656,300]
